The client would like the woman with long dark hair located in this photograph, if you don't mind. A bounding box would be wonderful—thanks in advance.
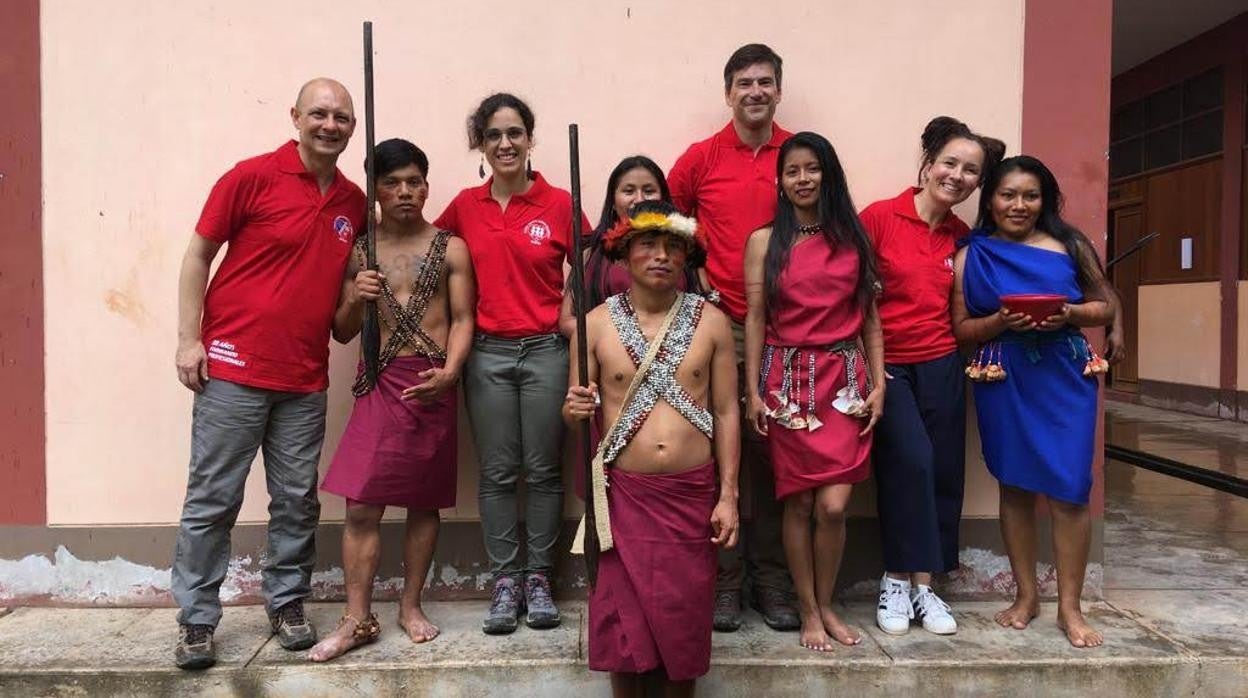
[952,155,1112,648]
[743,132,884,651]
[558,156,699,335]
[434,92,590,636]
[859,116,1003,637]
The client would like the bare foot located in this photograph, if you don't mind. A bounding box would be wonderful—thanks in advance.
[994,597,1039,630]
[1057,608,1103,648]
[308,617,375,663]
[820,607,861,646]
[798,613,835,652]
[398,606,440,643]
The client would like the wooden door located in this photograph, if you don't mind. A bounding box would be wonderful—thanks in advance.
[1109,205,1143,389]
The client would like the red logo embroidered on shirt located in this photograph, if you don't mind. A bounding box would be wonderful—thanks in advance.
[333,215,354,243]
[525,220,551,246]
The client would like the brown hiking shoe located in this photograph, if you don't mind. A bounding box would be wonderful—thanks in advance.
[751,586,801,631]
[270,600,317,650]
[713,589,742,632]
[175,623,216,670]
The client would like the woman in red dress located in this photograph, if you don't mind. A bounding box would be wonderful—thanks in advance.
[743,131,885,652]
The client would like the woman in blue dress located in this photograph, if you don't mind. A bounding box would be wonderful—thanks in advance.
[951,156,1114,649]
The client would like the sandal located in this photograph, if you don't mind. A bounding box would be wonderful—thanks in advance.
[340,612,382,645]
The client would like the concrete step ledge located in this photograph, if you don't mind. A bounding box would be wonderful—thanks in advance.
[0,600,1243,697]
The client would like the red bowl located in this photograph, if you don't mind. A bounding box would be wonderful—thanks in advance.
[999,293,1067,322]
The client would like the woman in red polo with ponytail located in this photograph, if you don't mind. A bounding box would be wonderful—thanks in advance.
[860,116,1004,638]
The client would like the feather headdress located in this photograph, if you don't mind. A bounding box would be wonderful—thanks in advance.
[602,208,707,266]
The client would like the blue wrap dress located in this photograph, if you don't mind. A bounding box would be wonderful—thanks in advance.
[960,231,1099,505]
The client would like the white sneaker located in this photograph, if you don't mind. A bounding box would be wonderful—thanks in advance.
[876,576,913,635]
[912,585,957,635]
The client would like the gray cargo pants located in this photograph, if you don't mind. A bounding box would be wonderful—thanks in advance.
[171,379,327,627]
[464,332,567,577]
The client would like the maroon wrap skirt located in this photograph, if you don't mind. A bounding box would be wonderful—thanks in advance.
[322,356,457,510]
[588,461,717,681]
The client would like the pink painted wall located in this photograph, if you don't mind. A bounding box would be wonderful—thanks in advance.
[41,0,1026,525]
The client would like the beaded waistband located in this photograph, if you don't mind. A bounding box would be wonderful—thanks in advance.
[967,330,1108,382]
[758,339,869,431]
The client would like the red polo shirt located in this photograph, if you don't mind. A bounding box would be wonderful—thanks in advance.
[859,188,969,364]
[435,172,591,337]
[668,121,793,323]
[196,140,365,392]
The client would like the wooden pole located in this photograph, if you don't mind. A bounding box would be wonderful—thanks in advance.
[568,124,599,586]
[360,21,381,387]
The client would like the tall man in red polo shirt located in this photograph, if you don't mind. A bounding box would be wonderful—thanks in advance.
[668,43,799,632]
[171,78,366,670]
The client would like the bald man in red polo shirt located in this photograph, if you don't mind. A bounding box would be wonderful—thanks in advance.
[171,78,366,671]
[668,43,799,633]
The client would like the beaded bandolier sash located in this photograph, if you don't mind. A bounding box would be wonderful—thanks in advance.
[573,291,710,555]
[351,230,451,397]
[601,292,712,460]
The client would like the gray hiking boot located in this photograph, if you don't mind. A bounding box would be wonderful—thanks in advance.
[482,576,522,635]
[270,600,317,650]
[175,623,216,670]
[524,572,561,629]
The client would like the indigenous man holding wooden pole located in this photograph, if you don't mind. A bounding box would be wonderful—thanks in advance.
[310,138,475,662]
[565,201,740,696]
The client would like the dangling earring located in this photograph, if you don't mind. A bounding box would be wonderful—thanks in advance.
[478,157,486,180]
[526,156,534,180]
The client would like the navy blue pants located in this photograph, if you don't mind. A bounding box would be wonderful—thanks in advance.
[873,352,966,574]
